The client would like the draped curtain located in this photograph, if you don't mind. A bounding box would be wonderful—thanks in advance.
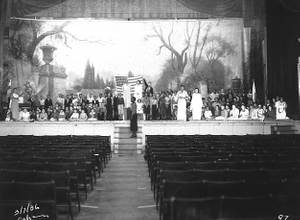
[176,0,242,17]
[242,27,251,90]
[266,0,300,117]
[11,0,65,17]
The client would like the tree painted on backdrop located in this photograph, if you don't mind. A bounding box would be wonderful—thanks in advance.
[110,76,115,89]
[95,74,101,89]
[8,20,103,66]
[184,59,231,92]
[7,20,104,95]
[94,73,106,90]
[99,76,106,89]
[145,22,194,85]
[150,20,236,92]
[155,59,180,92]
[73,80,83,92]
[148,21,214,89]
[188,21,213,75]
[204,35,236,91]
[82,60,95,89]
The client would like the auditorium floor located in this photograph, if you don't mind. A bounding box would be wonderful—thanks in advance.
[74,154,158,220]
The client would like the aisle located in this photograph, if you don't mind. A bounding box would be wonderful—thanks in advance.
[75,154,158,220]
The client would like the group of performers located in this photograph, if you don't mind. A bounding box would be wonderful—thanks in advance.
[5,81,288,123]
[127,83,288,122]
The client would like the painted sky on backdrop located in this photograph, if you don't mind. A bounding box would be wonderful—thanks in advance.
[37,19,243,86]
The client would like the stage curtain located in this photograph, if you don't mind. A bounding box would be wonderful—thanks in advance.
[242,27,251,89]
[176,0,242,17]
[266,0,300,117]
[11,0,66,17]
[241,0,266,103]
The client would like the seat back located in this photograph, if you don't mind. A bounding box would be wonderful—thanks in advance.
[0,181,57,220]
[188,162,216,170]
[162,180,206,200]
[161,170,194,182]
[170,197,220,220]
[158,162,187,170]
[0,181,56,201]
[194,169,230,181]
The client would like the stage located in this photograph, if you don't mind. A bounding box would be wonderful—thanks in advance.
[0,120,299,150]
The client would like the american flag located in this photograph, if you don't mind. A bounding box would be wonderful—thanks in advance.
[115,75,144,95]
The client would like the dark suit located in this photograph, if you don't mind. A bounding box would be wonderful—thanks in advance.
[45,98,53,110]
[143,79,154,96]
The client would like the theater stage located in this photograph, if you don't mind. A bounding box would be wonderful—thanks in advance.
[0,120,299,150]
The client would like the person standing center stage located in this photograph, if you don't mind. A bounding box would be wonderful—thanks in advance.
[122,79,132,120]
[175,85,189,121]
[190,88,203,120]
[10,88,20,121]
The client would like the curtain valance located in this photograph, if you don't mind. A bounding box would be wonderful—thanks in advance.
[176,0,242,17]
[11,0,65,17]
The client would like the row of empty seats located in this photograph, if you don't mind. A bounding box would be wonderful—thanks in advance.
[145,134,300,220]
[0,135,111,220]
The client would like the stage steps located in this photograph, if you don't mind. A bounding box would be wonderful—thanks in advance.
[113,124,143,154]
[271,124,300,135]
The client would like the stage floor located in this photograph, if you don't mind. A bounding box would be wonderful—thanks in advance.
[0,120,299,140]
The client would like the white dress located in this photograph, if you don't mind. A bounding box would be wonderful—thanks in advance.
[204,110,212,119]
[239,109,249,120]
[20,111,30,121]
[190,93,202,120]
[229,108,239,119]
[134,84,143,101]
[176,91,188,121]
[122,83,132,109]
[137,102,144,114]
[275,101,287,119]
[98,97,105,109]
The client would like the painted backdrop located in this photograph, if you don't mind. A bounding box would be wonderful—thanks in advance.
[5,18,245,100]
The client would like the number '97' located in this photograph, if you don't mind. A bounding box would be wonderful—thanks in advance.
[278,214,289,220]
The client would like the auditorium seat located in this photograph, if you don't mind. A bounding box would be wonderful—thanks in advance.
[34,157,90,200]
[160,180,206,220]
[0,135,111,218]
[70,149,97,186]
[152,161,187,194]
[7,162,82,203]
[149,155,181,177]
[156,170,195,205]
[227,169,264,181]
[159,178,300,220]
[194,169,230,181]
[180,156,207,162]
[169,195,285,220]
[0,169,76,218]
[188,161,216,170]
[0,181,58,220]
[170,197,219,220]
[176,152,203,156]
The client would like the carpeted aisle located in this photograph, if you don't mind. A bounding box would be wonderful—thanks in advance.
[75,154,158,220]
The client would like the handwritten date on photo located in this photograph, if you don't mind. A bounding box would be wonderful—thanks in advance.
[14,203,49,220]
